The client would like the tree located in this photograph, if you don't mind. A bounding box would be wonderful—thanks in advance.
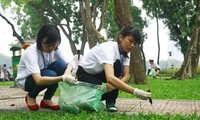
[79,0,107,48]
[174,0,200,79]
[0,12,25,88]
[142,0,195,58]
[142,0,200,78]
[0,13,25,45]
[104,0,147,41]
[21,0,79,54]
[2,0,111,54]
[1,0,86,55]
[114,0,147,84]
[140,0,162,65]
[154,1,161,65]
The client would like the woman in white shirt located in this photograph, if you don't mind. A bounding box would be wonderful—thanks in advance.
[147,59,161,78]
[77,25,151,112]
[16,24,77,111]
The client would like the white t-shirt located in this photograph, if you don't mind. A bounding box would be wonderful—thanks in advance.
[148,63,160,69]
[79,41,130,75]
[15,43,69,90]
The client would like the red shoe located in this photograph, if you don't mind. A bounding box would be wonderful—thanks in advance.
[40,100,60,110]
[25,95,39,111]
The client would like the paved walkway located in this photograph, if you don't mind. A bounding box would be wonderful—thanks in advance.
[0,86,200,115]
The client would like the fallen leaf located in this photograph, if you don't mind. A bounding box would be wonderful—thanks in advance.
[10,104,15,106]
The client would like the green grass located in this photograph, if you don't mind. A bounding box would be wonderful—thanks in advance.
[0,111,199,120]
[0,81,13,86]
[118,77,200,100]
[160,68,179,77]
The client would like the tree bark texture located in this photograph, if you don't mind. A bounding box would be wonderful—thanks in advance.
[130,44,147,84]
[114,0,133,28]
[79,0,106,48]
[114,0,147,84]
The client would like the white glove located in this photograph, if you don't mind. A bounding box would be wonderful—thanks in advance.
[62,75,79,85]
[133,88,151,100]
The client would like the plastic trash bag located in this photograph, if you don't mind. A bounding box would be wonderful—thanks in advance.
[58,81,106,114]
[151,68,156,78]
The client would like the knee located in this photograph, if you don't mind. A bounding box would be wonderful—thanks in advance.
[55,59,66,66]
[54,59,67,69]
[42,70,57,77]
[49,71,57,76]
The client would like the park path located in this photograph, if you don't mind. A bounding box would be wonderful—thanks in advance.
[0,86,200,115]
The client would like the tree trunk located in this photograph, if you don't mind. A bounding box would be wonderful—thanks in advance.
[0,13,25,45]
[155,7,160,65]
[79,0,106,48]
[114,0,147,84]
[130,44,147,84]
[59,25,77,55]
[173,0,200,79]
[114,0,133,28]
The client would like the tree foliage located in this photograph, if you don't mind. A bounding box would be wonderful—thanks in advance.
[142,0,196,57]
[1,0,146,56]
[104,0,147,42]
[142,0,200,78]
[173,0,200,79]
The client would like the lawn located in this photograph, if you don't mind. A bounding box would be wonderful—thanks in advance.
[0,76,200,119]
[0,111,199,120]
[118,76,200,100]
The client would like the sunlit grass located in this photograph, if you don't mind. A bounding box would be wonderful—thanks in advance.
[0,110,199,120]
[118,76,200,100]
[0,81,13,86]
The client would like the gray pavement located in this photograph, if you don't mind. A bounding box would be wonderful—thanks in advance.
[0,86,200,115]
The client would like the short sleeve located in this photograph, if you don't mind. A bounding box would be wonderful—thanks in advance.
[23,52,40,74]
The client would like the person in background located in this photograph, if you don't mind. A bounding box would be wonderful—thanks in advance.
[2,64,10,81]
[15,24,78,111]
[71,50,83,77]
[8,66,13,80]
[147,59,161,78]
[76,25,151,112]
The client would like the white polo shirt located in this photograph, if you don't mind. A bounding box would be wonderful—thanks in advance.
[15,43,69,90]
[79,41,130,75]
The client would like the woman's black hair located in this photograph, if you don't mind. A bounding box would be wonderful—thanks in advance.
[117,25,141,58]
[118,25,141,44]
[36,24,61,51]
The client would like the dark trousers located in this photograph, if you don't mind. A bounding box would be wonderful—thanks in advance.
[76,60,121,102]
[147,68,160,75]
[25,59,66,100]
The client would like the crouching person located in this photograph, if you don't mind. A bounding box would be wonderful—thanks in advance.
[76,25,151,112]
[15,24,78,111]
